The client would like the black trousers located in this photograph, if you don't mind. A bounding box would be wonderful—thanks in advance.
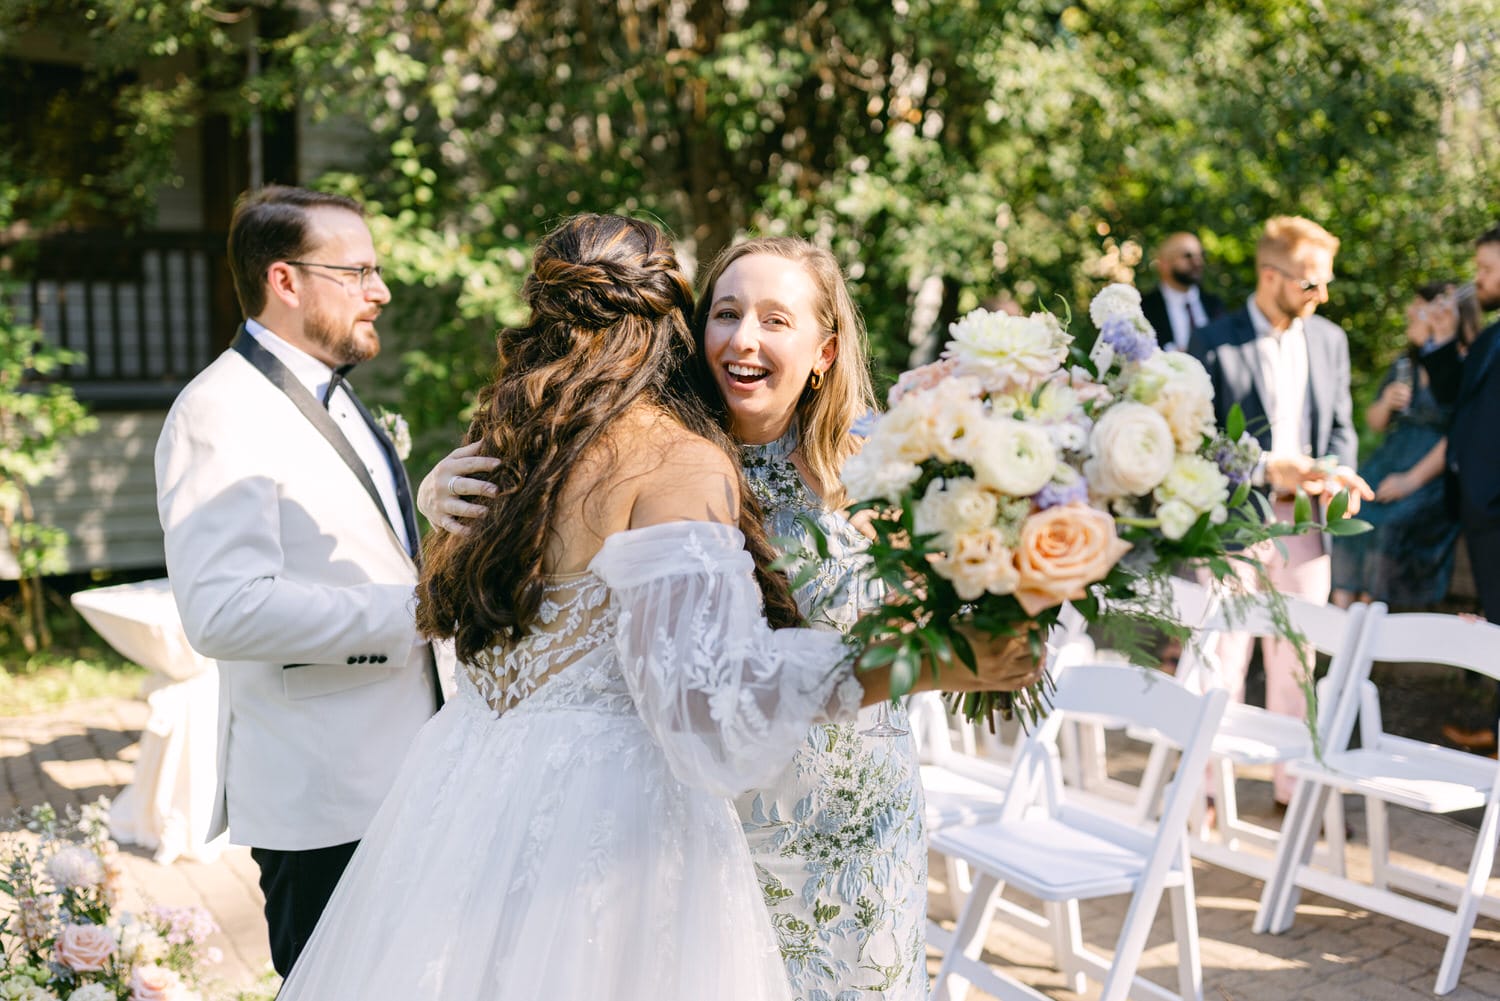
[250,840,359,978]
[1460,521,1500,731]
[1466,521,1500,627]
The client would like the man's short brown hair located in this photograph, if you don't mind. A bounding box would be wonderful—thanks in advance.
[227,186,365,317]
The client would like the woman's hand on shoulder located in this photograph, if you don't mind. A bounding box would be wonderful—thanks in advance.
[418,441,500,535]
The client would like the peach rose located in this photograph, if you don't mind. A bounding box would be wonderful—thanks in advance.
[931,528,1021,601]
[128,963,183,1001]
[1012,504,1131,615]
[55,921,117,972]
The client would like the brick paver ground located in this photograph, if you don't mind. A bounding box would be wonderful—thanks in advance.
[6,695,1500,1000]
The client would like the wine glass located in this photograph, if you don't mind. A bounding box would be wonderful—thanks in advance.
[862,698,909,737]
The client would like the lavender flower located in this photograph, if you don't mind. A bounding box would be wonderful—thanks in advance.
[1033,476,1089,509]
[1208,432,1261,488]
[1098,315,1155,363]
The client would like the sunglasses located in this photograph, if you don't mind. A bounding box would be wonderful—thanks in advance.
[1265,263,1333,293]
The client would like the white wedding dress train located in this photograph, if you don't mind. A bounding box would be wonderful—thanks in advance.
[276,522,862,1000]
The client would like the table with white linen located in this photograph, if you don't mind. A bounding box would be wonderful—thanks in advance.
[71,578,225,865]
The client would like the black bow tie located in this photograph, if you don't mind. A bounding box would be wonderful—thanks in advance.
[321,365,357,409]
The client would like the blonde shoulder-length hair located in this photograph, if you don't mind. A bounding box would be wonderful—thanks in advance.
[692,236,877,510]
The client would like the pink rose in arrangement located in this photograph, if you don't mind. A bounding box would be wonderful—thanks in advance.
[55,921,118,972]
[128,963,184,1001]
[887,356,959,406]
[1013,504,1131,615]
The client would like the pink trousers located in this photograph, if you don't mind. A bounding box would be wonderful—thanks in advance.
[1208,502,1330,803]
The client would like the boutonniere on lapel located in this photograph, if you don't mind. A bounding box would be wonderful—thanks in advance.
[373,407,412,461]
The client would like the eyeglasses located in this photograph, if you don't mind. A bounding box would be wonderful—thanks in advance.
[1265,263,1333,293]
[284,260,385,291]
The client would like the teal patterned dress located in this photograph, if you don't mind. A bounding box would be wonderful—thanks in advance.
[738,427,928,1001]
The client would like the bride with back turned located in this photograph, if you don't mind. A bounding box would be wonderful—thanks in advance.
[275,213,1027,1000]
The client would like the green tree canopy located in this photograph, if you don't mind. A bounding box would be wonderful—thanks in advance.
[4,0,1496,471]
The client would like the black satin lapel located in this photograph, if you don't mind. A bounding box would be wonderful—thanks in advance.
[347,391,422,562]
[230,328,391,534]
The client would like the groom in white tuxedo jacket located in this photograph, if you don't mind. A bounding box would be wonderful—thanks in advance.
[156,186,440,977]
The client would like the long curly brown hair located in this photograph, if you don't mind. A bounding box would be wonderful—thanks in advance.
[416,214,799,661]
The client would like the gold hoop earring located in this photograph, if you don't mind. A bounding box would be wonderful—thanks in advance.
[809,370,825,391]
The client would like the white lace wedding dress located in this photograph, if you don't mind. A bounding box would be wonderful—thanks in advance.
[276,521,863,1000]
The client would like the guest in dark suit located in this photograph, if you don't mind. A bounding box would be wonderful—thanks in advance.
[1141,232,1226,351]
[1418,225,1500,750]
[1187,215,1371,805]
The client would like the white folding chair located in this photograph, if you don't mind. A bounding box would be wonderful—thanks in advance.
[1255,607,1500,995]
[1168,587,1371,881]
[918,608,1096,948]
[929,662,1228,1001]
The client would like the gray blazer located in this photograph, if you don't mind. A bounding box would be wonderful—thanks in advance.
[1187,306,1359,470]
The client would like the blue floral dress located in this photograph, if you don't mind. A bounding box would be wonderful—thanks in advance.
[738,427,928,1001]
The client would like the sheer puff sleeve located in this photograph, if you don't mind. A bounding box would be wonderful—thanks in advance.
[589,521,864,797]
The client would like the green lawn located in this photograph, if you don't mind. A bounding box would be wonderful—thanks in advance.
[0,596,148,716]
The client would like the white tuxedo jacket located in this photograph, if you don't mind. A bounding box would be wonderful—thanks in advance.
[156,342,437,851]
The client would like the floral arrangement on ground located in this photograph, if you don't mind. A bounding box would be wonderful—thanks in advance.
[1,798,222,1001]
[782,283,1366,725]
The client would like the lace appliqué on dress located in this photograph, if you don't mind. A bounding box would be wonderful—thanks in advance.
[459,573,625,715]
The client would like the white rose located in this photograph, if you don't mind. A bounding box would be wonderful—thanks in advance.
[1089,283,1144,328]
[1048,420,1089,453]
[1154,453,1231,513]
[1156,500,1199,541]
[868,392,942,463]
[930,528,1021,601]
[1152,386,1217,450]
[1084,402,1176,498]
[943,309,1071,393]
[114,915,167,966]
[1132,349,1214,404]
[68,986,116,1001]
[840,446,922,503]
[929,393,990,463]
[1030,378,1079,422]
[969,418,1058,497]
[913,477,999,550]
[46,846,104,891]
[2,981,56,1001]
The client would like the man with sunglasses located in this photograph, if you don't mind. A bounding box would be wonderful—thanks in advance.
[1188,215,1370,811]
[1141,231,1226,351]
[155,186,441,977]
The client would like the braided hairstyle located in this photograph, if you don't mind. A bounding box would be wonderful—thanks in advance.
[416,214,799,661]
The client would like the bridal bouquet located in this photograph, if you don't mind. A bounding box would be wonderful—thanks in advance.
[1,799,221,1001]
[818,284,1360,725]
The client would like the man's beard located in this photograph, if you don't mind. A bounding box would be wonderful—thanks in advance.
[1478,287,1500,313]
[1170,265,1202,287]
[306,307,379,365]
[1276,288,1316,323]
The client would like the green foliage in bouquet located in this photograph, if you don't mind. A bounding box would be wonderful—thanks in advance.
[778,285,1367,728]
